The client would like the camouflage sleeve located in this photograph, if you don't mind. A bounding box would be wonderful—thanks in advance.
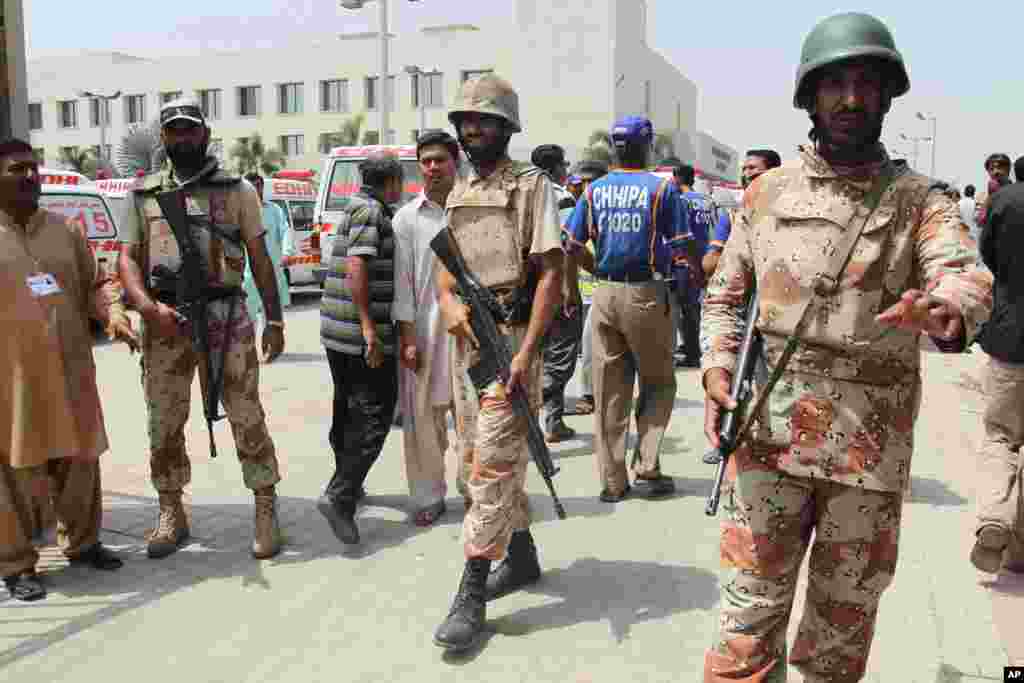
[915,189,993,345]
[699,187,756,379]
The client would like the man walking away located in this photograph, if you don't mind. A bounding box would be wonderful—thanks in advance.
[0,138,136,600]
[319,154,404,545]
[393,131,466,526]
[565,116,691,503]
[972,155,1024,575]
[532,144,584,442]
[672,164,713,369]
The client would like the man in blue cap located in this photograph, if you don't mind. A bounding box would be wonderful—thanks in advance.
[565,116,691,502]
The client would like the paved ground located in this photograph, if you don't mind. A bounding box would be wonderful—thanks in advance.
[0,289,1018,682]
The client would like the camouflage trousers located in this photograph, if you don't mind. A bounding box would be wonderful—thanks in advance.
[705,446,902,683]
[141,299,280,493]
[452,325,541,561]
[0,460,102,577]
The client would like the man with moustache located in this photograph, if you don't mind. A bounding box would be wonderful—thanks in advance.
[0,138,137,600]
[118,98,285,561]
[393,131,467,526]
[433,74,564,653]
[701,13,991,681]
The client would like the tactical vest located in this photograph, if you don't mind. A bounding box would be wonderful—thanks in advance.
[137,167,246,298]
[447,161,544,292]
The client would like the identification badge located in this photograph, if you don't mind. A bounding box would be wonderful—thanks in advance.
[26,272,62,298]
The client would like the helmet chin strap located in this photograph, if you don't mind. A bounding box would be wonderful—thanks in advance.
[456,131,511,173]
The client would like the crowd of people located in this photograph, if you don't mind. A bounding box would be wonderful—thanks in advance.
[1,9,1020,682]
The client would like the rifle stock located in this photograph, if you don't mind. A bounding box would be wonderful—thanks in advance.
[430,229,566,520]
[704,289,762,516]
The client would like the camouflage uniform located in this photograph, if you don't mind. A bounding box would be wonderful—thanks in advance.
[447,158,562,560]
[701,144,992,681]
[129,163,281,494]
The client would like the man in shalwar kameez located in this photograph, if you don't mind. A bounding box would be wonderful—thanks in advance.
[393,131,469,525]
[0,138,138,601]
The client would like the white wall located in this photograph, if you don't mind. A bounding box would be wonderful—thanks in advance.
[611,0,698,164]
[27,0,701,175]
[695,131,739,183]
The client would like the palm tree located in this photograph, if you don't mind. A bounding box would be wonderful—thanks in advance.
[361,130,381,145]
[337,113,365,146]
[230,133,286,176]
[58,146,97,178]
[116,120,166,177]
[582,129,614,166]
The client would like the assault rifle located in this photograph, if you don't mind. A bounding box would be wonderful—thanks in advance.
[154,188,238,459]
[704,288,762,516]
[430,229,567,520]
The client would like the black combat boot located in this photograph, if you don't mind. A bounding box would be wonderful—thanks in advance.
[485,530,541,601]
[433,557,491,652]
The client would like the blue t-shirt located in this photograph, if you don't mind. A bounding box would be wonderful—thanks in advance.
[566,170,688,278]
[681,191,716,256]
[710,209,732,250]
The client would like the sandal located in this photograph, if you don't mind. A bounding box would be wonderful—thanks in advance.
[414,500,447,527]
[4,573,46,602]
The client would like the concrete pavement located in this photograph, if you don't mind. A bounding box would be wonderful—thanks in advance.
[0,289,1017,682]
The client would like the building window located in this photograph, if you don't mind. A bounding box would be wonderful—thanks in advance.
[125,95,146,124]
[423,72,443,107]
[278,82,304,115]
[237,86,261,117]
[160,91,183,105]
[33,148,44,165]
[29,103,43,130]
[462,69,493,83]
[320,79,350,113]
[280,134,304,157]
[91,144,113,163]
[89,98,111,127]
[644,81,652,116]
[57,100,78,129]
[364,76,395,111]
[198,89,222,120]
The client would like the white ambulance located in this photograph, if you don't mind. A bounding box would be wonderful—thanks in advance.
[265,172,318,287]
[40,169,122,288]
[312,145,423,284]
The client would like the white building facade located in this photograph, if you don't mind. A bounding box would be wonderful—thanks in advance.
[27,0,732,177]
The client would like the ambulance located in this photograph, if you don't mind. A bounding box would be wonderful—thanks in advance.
[40,169,122,287]
[311,145,423,284]
[265,172,318,287]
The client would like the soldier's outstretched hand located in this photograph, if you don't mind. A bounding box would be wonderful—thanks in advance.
[703,368,736,448]
[875,289,963,340]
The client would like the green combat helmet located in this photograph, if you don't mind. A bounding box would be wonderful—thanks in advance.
[449,73,522,133]
[794,12,910,109]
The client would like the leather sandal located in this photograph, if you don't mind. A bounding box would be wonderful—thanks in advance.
[4,573,46,602]
[70,543,123,571]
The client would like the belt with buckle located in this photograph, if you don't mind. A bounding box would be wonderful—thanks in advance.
[596,271,654,283]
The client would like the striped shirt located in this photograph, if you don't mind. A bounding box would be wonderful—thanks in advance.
[320,187,396,356]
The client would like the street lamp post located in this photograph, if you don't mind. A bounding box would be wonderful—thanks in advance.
[917,111,937,178]
[77,89,121,174]
[900,133,932,173]
[342,0,421,145]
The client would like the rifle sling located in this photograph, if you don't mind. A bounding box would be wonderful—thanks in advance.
[733,164,897,448]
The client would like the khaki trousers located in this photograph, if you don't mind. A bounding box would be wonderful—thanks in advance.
[400,365,460,507]
[0,459,102,577]
[976,356,1024,561]
[591,279,676,493]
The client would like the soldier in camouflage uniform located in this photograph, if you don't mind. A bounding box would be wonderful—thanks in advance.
[700,14,992,682]
[118,99,285,561]
[433,74,564,653]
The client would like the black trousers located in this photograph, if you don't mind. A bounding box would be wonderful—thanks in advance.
[674,286,701,362]
[325,349,399,509]
[542,306,584,431]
